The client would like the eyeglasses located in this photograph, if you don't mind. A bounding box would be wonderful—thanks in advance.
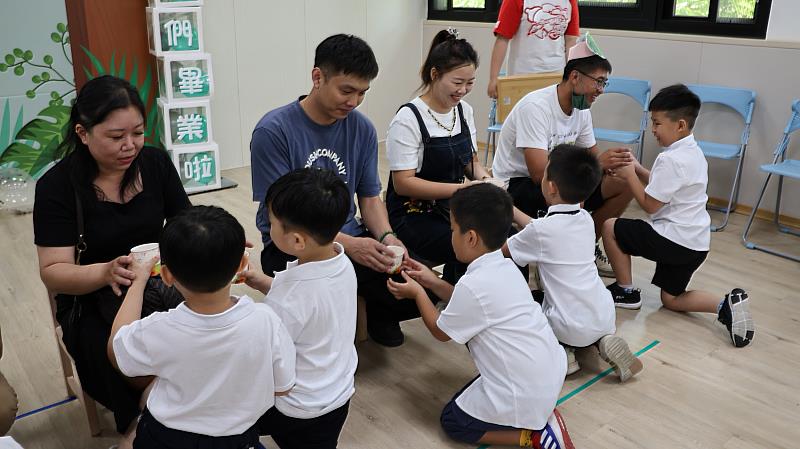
[576,70,609,90]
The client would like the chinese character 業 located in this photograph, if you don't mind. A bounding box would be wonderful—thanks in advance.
[175,113,204,142]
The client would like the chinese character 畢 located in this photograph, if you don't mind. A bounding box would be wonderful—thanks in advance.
[163,19,193,47]
[175,113,204,142]
[177,67,204,95]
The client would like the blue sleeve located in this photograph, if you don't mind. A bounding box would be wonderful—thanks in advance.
[250,125,292,204]
[356,121,382,198]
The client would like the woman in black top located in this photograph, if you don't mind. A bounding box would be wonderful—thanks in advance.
[33,75,190,447]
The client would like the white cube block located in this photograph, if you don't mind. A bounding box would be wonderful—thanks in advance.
[146,7,204,56]
[158,98,213,149]
[148,0,203,7]
[157,52,214,101]
[167,143,221,193]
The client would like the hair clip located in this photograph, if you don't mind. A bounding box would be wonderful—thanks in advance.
[446,27,460,39]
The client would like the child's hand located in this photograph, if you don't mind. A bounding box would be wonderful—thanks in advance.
[402,258,440,289]
[616,162,636,179]
[127,255,158,282]
[242,269,273,294]
[387,271,425,300]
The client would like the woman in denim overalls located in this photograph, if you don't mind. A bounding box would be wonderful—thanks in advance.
[385,30,494,284]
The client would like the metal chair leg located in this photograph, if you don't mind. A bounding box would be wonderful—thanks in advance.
[711,151,746,232]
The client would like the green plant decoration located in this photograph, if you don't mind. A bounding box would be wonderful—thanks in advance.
[0,99,25,158]
[0,22,75,107]
[0,22,162,178]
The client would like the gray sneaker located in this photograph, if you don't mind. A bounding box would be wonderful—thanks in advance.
[717,288,754,348]
[597,335,643,382]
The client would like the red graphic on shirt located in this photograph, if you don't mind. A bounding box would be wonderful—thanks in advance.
[524,3,569,40]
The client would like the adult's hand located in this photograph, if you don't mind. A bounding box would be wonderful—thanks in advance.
[381,233,408,260]
[487,78,498,99]
[105,255,136,296]
[344,237,395,273]
[598,147,633,172]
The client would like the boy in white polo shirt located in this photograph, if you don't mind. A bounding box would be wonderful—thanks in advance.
[387,183,573,448]
[602,84,755,348]
[108,205,296,448]
[244,168,358,449]
[504,144,643,381]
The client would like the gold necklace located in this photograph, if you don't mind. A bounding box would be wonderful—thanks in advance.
[426,107,457,136]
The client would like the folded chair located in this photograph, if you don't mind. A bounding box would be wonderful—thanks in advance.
[742,99,800,261]
[687,84,756,232]
[593,77,651,162]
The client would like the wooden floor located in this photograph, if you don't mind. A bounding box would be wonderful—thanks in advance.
[1,155,799,448]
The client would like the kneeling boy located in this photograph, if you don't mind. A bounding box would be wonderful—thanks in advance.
[388,184,573,448]
[603,84,754,348]
[505,144,642,381]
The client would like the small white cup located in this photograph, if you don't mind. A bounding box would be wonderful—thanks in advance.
[385,245,405,274]
[130,243,161,276]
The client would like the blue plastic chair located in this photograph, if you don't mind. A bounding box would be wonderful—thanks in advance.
[687,84,756,232]
[485,98,503,165]
[742,99,800,262]
[593,77,651,162]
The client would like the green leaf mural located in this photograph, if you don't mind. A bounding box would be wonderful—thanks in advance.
[0,99,25,157]
[0,105,70,176]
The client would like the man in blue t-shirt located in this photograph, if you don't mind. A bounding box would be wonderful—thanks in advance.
[251,34,421,347]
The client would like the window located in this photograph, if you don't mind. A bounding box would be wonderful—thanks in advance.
[427,0,772,39]
[578,0,772,38]
[428,0,501,23]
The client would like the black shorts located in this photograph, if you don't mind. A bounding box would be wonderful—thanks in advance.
[508,176,604,218]
[257,400,350,449]
[614,218,708,296]
[133,409,259,449]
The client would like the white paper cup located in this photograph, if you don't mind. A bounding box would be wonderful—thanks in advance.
[386,245,405,274]
[130,243,160,276]
[232,250,250,284]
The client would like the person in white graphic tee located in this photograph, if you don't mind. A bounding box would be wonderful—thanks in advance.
[488,0,580,98]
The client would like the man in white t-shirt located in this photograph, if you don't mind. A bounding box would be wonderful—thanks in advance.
[387,184,574,448]
[603,84,754,348]
[109,206,296,449]
[505,145,642,382]
[244,168,358,448]
[492,34,634,275]
[488,0,580,98]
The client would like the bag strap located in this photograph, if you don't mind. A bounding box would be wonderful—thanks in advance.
[74,189,86,265]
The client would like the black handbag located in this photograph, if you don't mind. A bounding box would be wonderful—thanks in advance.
[60,190,87,356]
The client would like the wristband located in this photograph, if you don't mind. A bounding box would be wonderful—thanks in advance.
[379,231,397,243]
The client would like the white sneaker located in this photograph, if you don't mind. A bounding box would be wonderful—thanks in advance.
[595,242,615,277]
[597,335,643,382]
[564,346,580,376]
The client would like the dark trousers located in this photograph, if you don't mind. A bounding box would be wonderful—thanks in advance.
[56,296,142,434]
[261,234,423,325]
[257,401,350,449]
[391,211,467,284]
[133,408,259,449]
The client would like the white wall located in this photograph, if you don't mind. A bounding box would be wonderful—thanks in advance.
[766,0,800,42]
[202,0,426,171]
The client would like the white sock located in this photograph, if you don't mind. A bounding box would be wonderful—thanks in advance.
[619,284,634,290]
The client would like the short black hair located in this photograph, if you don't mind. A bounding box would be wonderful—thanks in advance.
[266,168,350,245]
[314,34,379,81]
[546,144,602,204]
[649,84,701,129]
[450,183,512,251]
[562,55,613,81]
[160,205,245,293]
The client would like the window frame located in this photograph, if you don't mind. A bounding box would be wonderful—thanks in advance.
[426,0,773,39]
[427,0,502,23]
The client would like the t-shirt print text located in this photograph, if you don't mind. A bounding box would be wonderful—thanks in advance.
[524,3,569,40]
[549,130,578,150]
[305,148,347,177]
